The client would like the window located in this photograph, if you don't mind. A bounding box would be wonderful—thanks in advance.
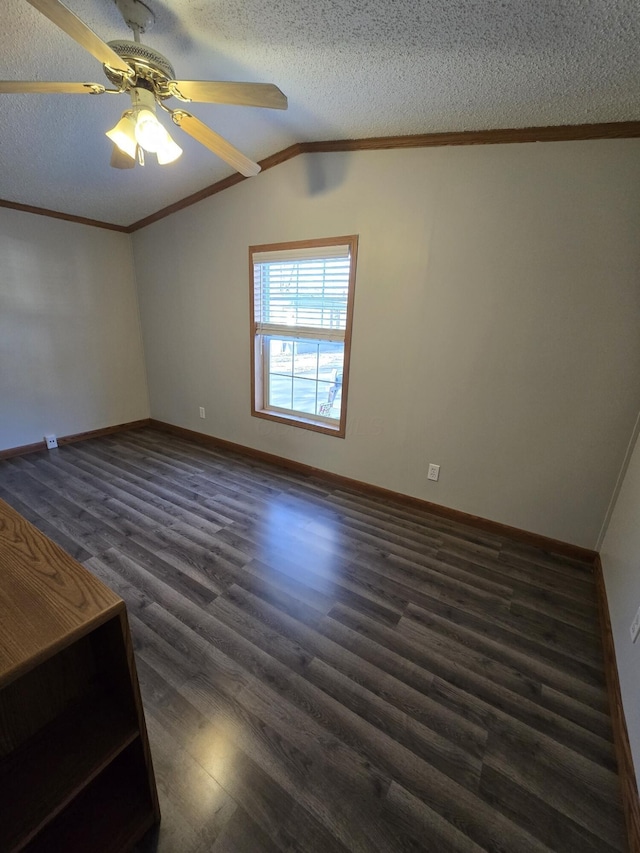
[250,236,358,437]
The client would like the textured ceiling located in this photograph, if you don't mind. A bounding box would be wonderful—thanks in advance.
[1,0,639,226]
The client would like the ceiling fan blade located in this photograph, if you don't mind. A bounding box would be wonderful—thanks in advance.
[173,112,261,177]
[170,81,287,110]
[0,81,105,94]
[25,0,131,73]
[110,143,136,169]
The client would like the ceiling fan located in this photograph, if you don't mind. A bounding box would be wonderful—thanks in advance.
[0,0,288,175]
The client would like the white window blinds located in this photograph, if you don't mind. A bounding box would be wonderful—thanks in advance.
[253,244,352,341]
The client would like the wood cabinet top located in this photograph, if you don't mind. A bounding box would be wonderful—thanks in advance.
[0,498,122,687]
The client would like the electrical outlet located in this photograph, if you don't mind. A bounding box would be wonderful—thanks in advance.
[199,407,206,419]
[427,463,440,481]
[45,434,58,449]
[630,606,640,643]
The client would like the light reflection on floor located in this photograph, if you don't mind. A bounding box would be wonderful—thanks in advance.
[261,497,343,593]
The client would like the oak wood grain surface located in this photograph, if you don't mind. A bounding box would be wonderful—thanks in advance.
[0,498,122,686]
[0,428,627,852]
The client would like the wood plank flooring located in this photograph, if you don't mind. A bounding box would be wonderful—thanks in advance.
[0,427,626,852]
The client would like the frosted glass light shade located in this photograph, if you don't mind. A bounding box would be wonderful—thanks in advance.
[156,136,183,164]
[105,113,137,160]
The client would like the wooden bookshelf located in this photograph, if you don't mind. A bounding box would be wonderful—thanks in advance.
[0,498,160,853]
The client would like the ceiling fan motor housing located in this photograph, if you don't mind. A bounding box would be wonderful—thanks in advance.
[104,40,176,98]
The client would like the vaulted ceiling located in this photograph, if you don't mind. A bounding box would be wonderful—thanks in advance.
[2,0,639,226]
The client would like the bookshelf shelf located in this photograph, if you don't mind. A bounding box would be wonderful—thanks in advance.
[0,499,160,853]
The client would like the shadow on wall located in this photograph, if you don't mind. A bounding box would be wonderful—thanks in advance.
[304,151,352,196]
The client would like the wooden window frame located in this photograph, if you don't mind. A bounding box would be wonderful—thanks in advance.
[249,235,358,438]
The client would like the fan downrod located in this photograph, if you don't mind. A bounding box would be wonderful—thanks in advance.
[114,0,155,39]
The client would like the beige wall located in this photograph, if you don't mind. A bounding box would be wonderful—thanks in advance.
[0,208,149,450]
[601,430,640,789]
[132,140,640,549]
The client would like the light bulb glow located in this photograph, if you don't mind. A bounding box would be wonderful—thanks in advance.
[134,109,167,153]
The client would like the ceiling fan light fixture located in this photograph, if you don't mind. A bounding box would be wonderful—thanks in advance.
[128,86,180,162]
[3,1,286,177]
[105,111,137,159]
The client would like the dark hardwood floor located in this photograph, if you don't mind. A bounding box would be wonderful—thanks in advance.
[0,427,626,852]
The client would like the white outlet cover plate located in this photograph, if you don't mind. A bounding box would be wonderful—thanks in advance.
[428,463,440,481]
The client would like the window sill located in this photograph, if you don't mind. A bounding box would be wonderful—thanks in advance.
[252,408,345,438]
